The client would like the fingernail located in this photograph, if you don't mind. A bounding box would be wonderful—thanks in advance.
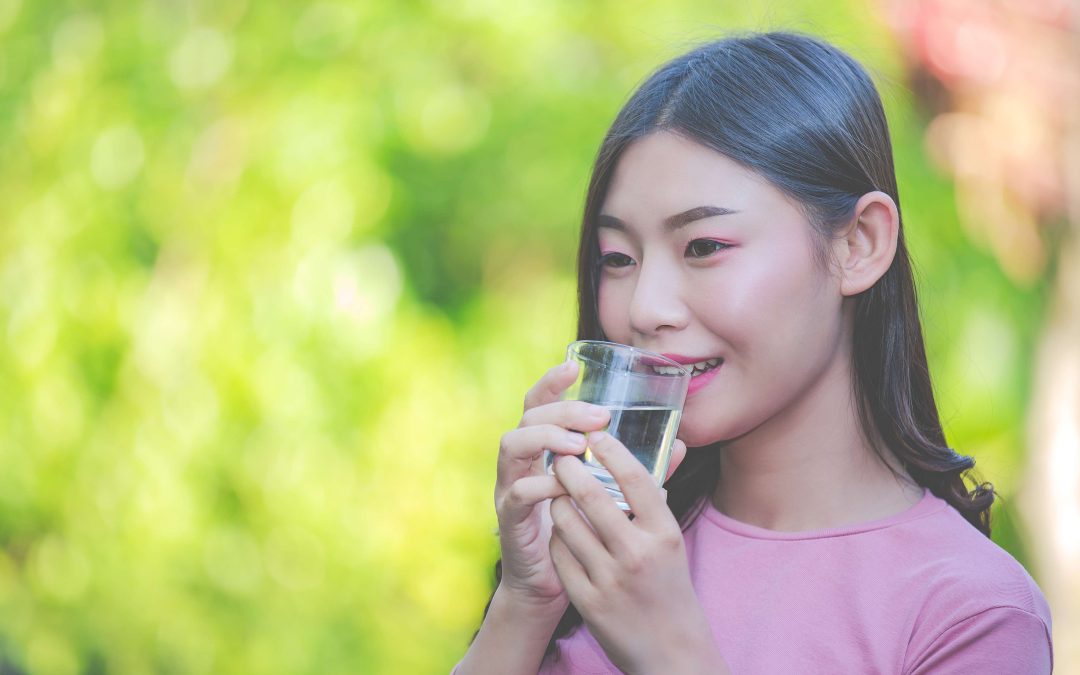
[566,432,586,448]
[589,406,609,420]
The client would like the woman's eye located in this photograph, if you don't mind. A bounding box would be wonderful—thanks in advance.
[599,252,635,268]
[686,239,730,258]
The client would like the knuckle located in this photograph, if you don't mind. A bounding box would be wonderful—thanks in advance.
[658,529,684,552]
[498,430,515,456]
[549,514,564,537]
[503,481,523,507]
[622,550,648,575]
[622,470,652,492]
[518,407,537,428]
[549,504,569,533]
[576,487,603,510]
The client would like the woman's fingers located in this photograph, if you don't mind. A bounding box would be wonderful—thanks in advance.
[497,474,570,523]
[497,423,588,490]
[520,399,610,432]
[549,493,610,576]
[580,431,673,530]
[551,451,634,554]
[497,401,611,483]
[522,360,578,412]
[497,361,616,519]
[664,439,688,482]
[549,529,595,609]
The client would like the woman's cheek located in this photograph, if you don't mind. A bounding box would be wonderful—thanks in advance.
[597,280,630,339]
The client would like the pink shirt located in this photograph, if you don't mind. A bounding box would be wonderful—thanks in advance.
[536,488,1053,674]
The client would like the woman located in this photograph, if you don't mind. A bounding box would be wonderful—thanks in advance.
[454,31,1053,674]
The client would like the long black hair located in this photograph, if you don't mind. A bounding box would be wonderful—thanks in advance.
[476,30,994,662]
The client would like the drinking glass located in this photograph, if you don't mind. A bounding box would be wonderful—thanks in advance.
[544,340,691,511]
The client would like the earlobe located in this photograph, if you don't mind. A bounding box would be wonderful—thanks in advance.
[837,192,899,297]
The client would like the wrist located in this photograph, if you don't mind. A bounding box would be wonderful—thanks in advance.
[456,584,570,675]
[665,638,731,675]
[650,613,730,675]
[495,583,570,621]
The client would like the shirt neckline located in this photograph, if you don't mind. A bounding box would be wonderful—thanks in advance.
[701,487,947,541]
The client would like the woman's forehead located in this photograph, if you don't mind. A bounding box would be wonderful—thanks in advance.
[600,133,799,233]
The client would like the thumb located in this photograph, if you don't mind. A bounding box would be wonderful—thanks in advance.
[664,439,688,482]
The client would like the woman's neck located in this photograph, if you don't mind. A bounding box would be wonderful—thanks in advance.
[711,351,923,533]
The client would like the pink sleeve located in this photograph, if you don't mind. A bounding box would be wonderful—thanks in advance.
[906,606,1053,674]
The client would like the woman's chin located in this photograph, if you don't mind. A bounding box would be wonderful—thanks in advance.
[676,427,723,449]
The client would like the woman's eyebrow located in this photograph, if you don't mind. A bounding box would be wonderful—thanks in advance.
[597,205,739,232]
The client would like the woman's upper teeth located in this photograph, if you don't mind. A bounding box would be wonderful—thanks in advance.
[689,358,721,372]
[652,358,720,375]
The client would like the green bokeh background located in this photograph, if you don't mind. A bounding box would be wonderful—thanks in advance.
[0,1,1045,673]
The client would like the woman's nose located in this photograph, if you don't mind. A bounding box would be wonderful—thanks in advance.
[628,260,688,336]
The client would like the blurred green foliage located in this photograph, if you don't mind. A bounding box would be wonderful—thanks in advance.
[0,0,1044,673]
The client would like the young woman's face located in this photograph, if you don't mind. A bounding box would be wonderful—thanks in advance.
[596,131,850,447]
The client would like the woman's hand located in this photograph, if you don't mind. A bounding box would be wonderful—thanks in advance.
[493,360,612,609]
[549,431,727,674]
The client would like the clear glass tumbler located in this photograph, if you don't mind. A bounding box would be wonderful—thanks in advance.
[544,340,691,511]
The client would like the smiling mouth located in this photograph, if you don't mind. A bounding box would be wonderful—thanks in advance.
[652,358,722,376]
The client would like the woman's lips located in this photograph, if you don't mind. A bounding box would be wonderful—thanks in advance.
[687,361,722,396]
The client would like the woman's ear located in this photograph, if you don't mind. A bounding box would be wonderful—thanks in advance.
[833,191,899,297]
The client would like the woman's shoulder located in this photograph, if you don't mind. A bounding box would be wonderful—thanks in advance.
[901,519,1053,672]
[897,492,1053,667]
[907,493,1048,614]
[679,488,1053,672]
[832,489,1053,672]
[686,487,1050,624]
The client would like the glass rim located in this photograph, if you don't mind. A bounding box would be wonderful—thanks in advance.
[567,340,692,377]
